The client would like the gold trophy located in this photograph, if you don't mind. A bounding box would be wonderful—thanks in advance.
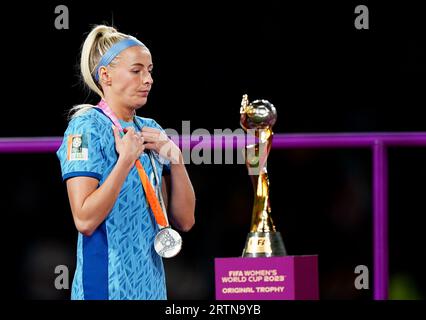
[240,94,287,257]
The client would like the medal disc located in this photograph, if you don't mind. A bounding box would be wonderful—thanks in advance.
[154,227,182,258]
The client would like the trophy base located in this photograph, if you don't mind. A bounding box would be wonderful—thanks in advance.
[242,231,287,257]
[215,255,319,300]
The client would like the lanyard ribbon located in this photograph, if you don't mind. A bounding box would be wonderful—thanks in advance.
[97,99,168,228]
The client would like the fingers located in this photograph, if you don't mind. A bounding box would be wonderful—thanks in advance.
[140,131,157,142]
[142,127,167,139]
[121,127,144,149]
[112,125,121,141]
[113,126,148,161]
[135,131,143,139]
[137,136,146,157]
[123,127,141,140]
[141,127,159,133]
[124,126,135,134]
[141,131,168,143]
[136,132,144,144]
[143,142,156,150]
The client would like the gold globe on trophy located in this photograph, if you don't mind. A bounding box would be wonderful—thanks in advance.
[240,94,287,257]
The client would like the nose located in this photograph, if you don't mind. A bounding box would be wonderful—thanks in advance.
[142,71,153,86]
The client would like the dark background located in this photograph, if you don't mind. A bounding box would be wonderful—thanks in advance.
[1,1,425,299]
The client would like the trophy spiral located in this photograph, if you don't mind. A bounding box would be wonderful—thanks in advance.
[240,94,287,257]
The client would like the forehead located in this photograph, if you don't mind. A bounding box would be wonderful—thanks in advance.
[119,46,152,65]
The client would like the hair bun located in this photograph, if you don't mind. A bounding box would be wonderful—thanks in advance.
[94,25,117,38]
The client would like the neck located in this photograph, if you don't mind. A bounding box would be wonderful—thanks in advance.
[103,98,134,122]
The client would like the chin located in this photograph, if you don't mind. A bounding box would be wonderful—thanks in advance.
[134,97,148,109]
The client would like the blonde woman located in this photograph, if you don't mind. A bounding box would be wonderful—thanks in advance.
[56,25,195,300]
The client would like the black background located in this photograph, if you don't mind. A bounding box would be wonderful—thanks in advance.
[1,1,425,300]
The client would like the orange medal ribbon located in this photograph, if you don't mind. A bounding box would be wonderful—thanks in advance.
[133,144,168,227]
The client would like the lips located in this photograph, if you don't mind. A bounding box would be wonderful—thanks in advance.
[138,90,150,97]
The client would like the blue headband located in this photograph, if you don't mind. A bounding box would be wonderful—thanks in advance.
[94,37,146,82]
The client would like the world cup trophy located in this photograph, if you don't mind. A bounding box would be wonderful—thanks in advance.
[240,94,287,257]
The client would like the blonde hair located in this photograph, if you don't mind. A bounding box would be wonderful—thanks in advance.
[69,25,132,119]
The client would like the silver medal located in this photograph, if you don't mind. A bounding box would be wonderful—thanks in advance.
[154,227,182,258]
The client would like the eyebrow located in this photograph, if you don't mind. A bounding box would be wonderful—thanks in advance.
[130,63,153,67]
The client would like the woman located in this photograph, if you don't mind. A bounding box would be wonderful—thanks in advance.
[56,25,195,300]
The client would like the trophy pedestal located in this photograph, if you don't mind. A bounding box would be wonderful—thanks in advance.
[214,255,319,300]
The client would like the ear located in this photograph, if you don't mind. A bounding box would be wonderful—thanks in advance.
[98,66,112,85]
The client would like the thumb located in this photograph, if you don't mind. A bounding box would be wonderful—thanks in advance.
[112,125,121,142]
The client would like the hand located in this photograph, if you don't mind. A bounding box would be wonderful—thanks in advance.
[112,125,145,165]
[141,127,182,164]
